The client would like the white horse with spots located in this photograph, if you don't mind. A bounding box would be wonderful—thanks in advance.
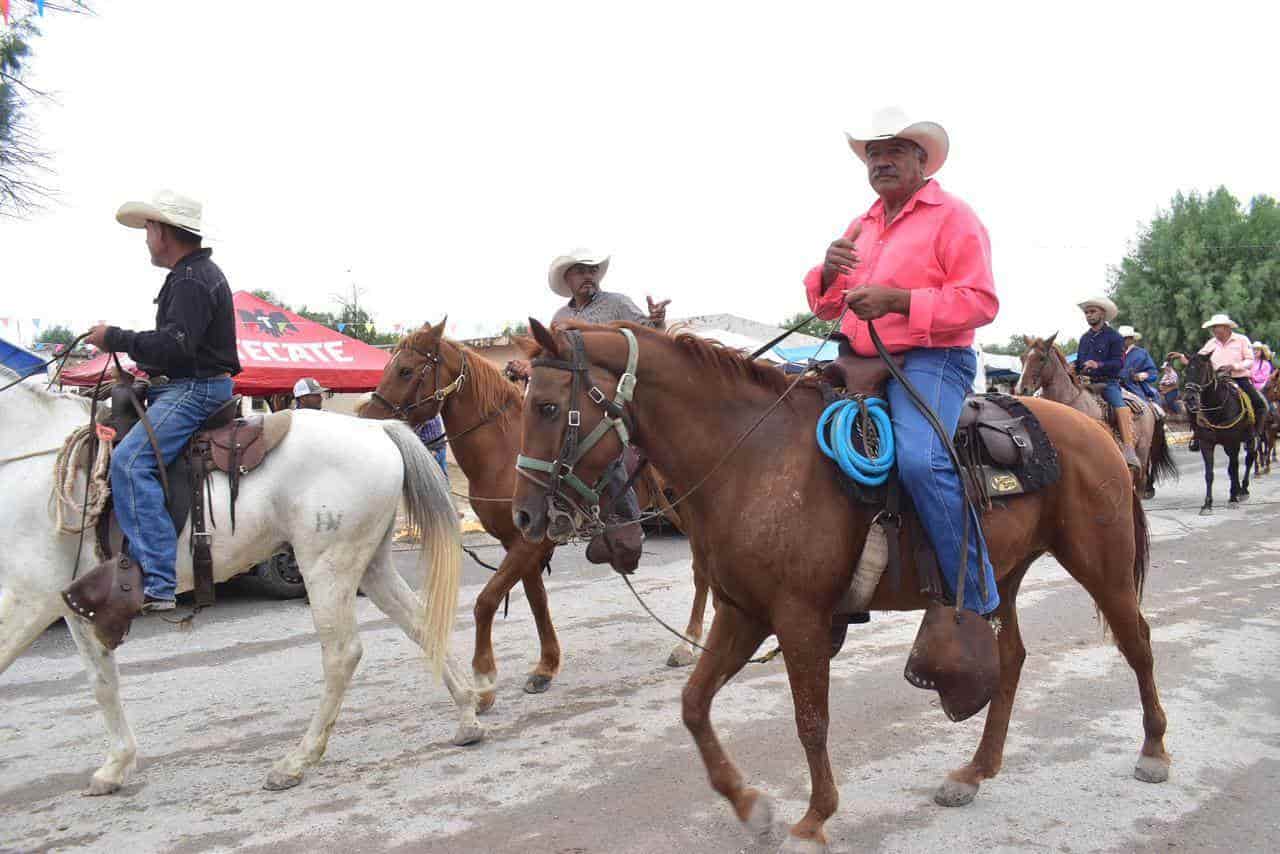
[0,370,483,794]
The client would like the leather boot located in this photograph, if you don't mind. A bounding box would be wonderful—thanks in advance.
[1115,406,1142,474]
[62,554,144,650]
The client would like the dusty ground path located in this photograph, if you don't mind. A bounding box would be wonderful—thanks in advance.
[2,452,1278,853]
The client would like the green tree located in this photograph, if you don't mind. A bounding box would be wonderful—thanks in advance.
[780,312,837,339]
[1111,187,1280,362]
[1,2,91,216]
[36,323,74,347]
[250,289,283,305]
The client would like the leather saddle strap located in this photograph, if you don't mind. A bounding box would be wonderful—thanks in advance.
[190,443,215,608]
[229,421,242,534]
[883,475,903,595]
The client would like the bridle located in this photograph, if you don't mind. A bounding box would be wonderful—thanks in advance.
[369,341,468,422]
[515,328,639,542]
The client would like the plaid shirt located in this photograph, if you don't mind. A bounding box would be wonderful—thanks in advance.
[552,291,655,327]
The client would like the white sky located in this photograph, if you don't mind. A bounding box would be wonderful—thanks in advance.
[2,0,1277,345]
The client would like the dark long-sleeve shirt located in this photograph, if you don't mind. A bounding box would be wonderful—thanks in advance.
[104,248,241,379]
[1122,346,1159,400]
[1077,323,1124,381]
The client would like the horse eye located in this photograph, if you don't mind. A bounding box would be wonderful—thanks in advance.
[539,402,559,418]
[398,367,414,379]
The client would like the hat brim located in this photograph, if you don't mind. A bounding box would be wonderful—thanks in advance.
[1201,318,1238,329]
[845,121,949,177]
[1078,299,1119,322]
[548,255,610,298]
[116,201,206,236]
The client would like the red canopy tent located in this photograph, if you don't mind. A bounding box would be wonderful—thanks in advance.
[60,291,391,395]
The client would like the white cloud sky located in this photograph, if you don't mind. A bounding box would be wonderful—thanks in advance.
[3,0,1277,345]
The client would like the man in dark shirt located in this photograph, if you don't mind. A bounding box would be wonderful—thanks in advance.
[1076,296,1140,472]
[82,191,240,610]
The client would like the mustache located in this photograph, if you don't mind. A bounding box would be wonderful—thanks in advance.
[872,166,899,179]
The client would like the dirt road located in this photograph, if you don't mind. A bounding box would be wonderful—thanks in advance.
[2,453,1278,853]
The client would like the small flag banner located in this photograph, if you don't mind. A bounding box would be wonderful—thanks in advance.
[2,1,10,27]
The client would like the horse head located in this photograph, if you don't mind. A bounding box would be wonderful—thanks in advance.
[512,318,641,564]
[1016,332,1060,396]
[360,318,462,425]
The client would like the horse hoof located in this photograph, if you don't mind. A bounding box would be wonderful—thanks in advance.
[263,769,304,791]
[476,691,496,714]
[934,777,979,807]
[1238,493,1251,503]
[779,835,828,854]
[524,673,553,694]
[743,790,775,839]
[1200,507,1214,516]
[666,646,695,668]
[85,776,122,797]
[1134,754,1170,783]
[451,723,487,747]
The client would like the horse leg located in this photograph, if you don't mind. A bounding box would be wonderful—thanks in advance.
[1052,510,1170,784]
[471,542,550,711]
[668,558,710,668]
[681,605,773,843]
[1226,443,1242,506]
[57,615,137,796]
[1241,435,1255,498]
[265,556,363,791]
[518,567,562,694]
[0,586,63,674]
[359,535,485,747]
[772,604,840,852]
[936,566,1033,807]
[1200,442,1215,515]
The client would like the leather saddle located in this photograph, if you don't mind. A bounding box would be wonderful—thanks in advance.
[63,382,292,649]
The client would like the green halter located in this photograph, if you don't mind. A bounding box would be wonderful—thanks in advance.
[515,327,639,508]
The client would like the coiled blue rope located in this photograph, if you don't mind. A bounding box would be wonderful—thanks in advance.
[816,397,895,486]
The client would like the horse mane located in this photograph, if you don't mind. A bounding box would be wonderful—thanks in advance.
[1047,341,1082,388]
[400,326,523,415]
[552,320,819,398]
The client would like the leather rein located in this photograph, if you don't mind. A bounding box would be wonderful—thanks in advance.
[369,343,468,421]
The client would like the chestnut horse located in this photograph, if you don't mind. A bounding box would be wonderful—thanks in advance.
[512,320,1169,854]
[1017,335,1177,500]
[360,321,710,712]
[1258,370,1280,475]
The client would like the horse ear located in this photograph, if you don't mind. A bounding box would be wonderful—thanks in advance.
[1022,334,1034,348]
[430,316,447,336]
[529,317,560,356]
[1046,331,1058,348]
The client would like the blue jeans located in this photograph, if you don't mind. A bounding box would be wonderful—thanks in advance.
[111,377,234,600]
[887,348,999,614]
[1099,380,1125,409]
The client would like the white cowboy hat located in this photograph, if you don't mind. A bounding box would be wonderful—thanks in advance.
[1117,325,1142,340]
[116,190,207,236]
[292,377,328,397]
[845,107,950,178]
[1201,313,1238,329]
[547,248,610,299]
[1078,296,1119,322]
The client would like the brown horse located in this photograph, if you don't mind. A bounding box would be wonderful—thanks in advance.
[359,321,711,711]
[512,320,1169,854]
[1259,370,1280,475]
[1017,334,1177,500]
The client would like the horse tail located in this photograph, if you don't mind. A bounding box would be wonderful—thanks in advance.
[1147,415,1179,487]
[382,421,461,678]
[1131,487,1150,603]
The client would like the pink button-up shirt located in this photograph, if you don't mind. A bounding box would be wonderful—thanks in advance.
[1198,332,1254,378]
[804,180,998,356]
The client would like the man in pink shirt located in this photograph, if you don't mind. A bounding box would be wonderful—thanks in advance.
[1170,314,1268,443]
[804,108,1000,621]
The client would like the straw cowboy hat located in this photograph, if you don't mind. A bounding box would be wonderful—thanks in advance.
[1117,325,1142,340]
[116,190,207,236]
[547,248,610,299]
[845,107,950,178]
[1252,340,1273,360]
[1078,296,1119,322]
[1201,313,1238,330]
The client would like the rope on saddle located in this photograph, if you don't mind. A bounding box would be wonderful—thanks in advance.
[52,424,113,535]
[816,396,894,486]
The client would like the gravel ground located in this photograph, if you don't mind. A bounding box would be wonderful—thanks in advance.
[2,450,1278,853]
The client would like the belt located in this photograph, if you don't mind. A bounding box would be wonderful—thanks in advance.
[147,372,231,387]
